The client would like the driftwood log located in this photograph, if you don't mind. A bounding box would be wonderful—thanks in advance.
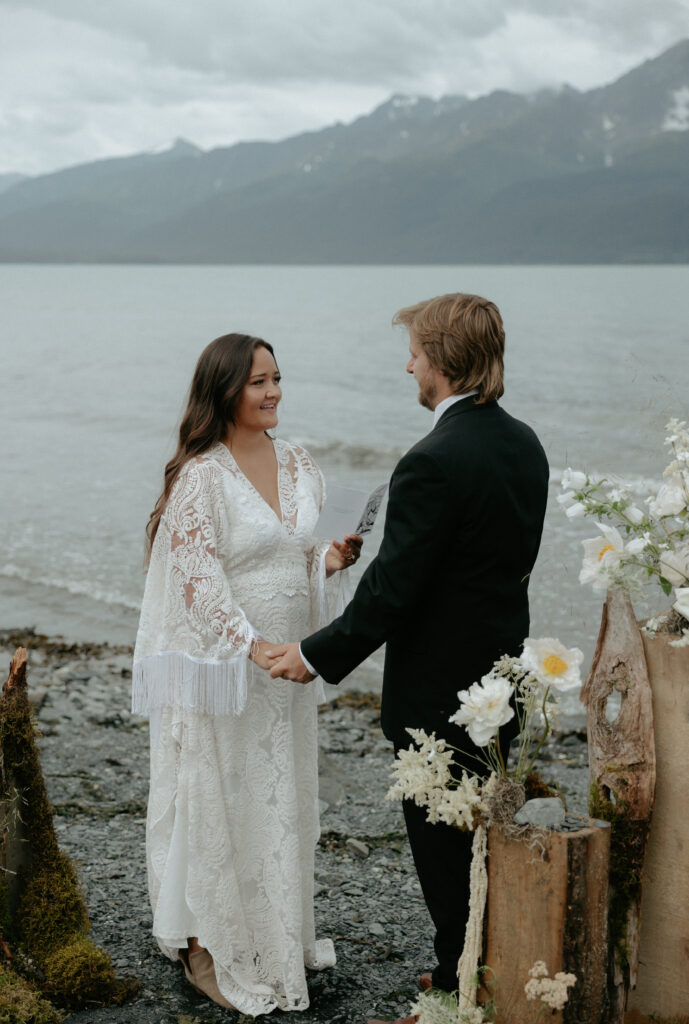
[581,589,656,1024]
[483,820,610,1024]
[626,630,689,1023]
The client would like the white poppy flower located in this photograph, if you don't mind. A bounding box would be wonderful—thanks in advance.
[450,672,515,747]
[561,468,587,490]
[579,523,625,590]
[648,474,688,517]
[520,638,583,693]
[659,545,689,587]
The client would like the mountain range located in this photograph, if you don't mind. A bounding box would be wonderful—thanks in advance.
[1,40,688,264]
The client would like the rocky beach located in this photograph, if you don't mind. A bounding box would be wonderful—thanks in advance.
[1,630,589,1024]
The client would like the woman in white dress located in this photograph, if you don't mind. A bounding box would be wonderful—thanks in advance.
[132,333,361,1016]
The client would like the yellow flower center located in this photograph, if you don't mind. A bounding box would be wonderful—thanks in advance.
[597,544,615,562]
[543,654,568,675]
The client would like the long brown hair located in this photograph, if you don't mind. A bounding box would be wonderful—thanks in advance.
[146,332,274,558]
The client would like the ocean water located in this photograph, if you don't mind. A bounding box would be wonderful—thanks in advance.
[2,264,688,716]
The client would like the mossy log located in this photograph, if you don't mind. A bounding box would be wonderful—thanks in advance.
[0,647,137,1012]
[581,590,656,1024]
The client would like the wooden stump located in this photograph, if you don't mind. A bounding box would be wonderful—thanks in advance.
[482,820,610,1023]
[626,631,689,1022]
[582,589,656,1023]
[0,649,31,917]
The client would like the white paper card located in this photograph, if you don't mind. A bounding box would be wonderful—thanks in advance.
[315,482,388,540]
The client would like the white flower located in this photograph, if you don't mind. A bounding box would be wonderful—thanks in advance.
[625,536,650,556]
[673,587,689,623]
[626,504,645,525]
[565,501,586,519]
[557,489,576,507]
[579,523,625,591]
[525,963,576,1011]
[659,545,689,587]
[520,638,583,693]
[648,474,688,517]
[429,773,483,829]
[561,468,587,490]
[450,672,515,747]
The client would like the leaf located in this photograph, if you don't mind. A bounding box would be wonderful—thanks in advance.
[659,576,673,596]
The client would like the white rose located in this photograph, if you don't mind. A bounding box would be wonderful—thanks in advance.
[659,545,689,587]
[561,468,587,490]
[520,638,583,693]
[648,475,688,517]
[579,523,625,591]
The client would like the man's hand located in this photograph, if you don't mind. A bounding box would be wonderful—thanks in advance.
[266,642,315,683]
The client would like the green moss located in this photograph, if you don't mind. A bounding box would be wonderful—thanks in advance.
[0,654,140,1011]
[18,856,89,955]
[41,936,118,1011]
[589,782,649,983]
[0,965,62,1024]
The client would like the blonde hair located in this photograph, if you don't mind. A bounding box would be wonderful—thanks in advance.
[393,292,505,403]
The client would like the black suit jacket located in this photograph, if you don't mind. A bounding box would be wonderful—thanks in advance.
[302,399,549,751]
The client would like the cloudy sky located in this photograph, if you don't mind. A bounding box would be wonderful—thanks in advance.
[2,0,689,177]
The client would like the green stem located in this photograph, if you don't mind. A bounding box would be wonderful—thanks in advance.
[520,687,551,782]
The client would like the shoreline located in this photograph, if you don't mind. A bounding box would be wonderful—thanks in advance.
[1,629,589,1023]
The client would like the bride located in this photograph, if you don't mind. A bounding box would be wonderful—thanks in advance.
[132,332,361,1015]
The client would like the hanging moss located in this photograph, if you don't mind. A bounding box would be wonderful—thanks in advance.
[0,964,62,1024]
[0,650,139,1011]
[589,782,649,982]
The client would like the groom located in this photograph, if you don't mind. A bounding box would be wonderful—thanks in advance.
[269,292,549,1022]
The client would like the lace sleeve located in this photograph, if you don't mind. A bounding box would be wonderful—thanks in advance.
[132,458,259,717]
[167,459,259,657]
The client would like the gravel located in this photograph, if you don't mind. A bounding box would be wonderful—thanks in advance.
[1,631,590,1024]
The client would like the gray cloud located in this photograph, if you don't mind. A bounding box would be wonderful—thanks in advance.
[1,0,688,174]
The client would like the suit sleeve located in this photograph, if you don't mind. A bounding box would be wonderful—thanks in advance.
[301,449,450,683]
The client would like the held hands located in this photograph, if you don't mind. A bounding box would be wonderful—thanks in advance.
[265,643,315,684]
[325,533,363,577]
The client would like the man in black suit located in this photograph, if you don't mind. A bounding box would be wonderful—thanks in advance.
[268,293,549,1022]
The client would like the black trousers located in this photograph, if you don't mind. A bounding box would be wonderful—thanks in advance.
[397,722,517,992]
[402,796,474,991]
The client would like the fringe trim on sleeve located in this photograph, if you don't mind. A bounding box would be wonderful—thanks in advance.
[131,650,255,717]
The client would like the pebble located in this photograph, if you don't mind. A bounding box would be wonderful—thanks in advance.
[345,838,370,858]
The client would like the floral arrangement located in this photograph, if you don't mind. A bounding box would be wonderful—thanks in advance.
[558,417,689,646]
[406,962,576,1024]
[388,637,582,1023]
[387,637,583,831]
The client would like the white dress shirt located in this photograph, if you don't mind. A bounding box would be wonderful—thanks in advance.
[299,389,478,677]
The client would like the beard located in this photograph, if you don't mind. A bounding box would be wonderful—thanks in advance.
[417,378,437,411]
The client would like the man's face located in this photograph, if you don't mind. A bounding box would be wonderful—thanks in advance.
[406,334,437,410]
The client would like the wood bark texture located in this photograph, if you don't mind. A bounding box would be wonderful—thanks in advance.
[581,590,656,1023]
[483,821,610,1024]
[626,631,689,1022]
[0,648,31,917]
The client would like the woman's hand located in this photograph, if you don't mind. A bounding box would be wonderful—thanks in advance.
[251,640,279,670]
[325,533,363,577]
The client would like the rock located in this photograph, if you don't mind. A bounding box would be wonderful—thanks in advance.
[514,797,566,828]
[345,837,370,858]
[368,922,385,936]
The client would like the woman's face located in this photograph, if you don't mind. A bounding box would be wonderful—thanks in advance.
[233,345,282,432]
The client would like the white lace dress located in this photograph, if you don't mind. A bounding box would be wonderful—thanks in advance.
[132,439,344,1016]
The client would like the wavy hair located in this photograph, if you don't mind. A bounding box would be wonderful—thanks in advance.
[393,292,505,403]
[145,332,274,559]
